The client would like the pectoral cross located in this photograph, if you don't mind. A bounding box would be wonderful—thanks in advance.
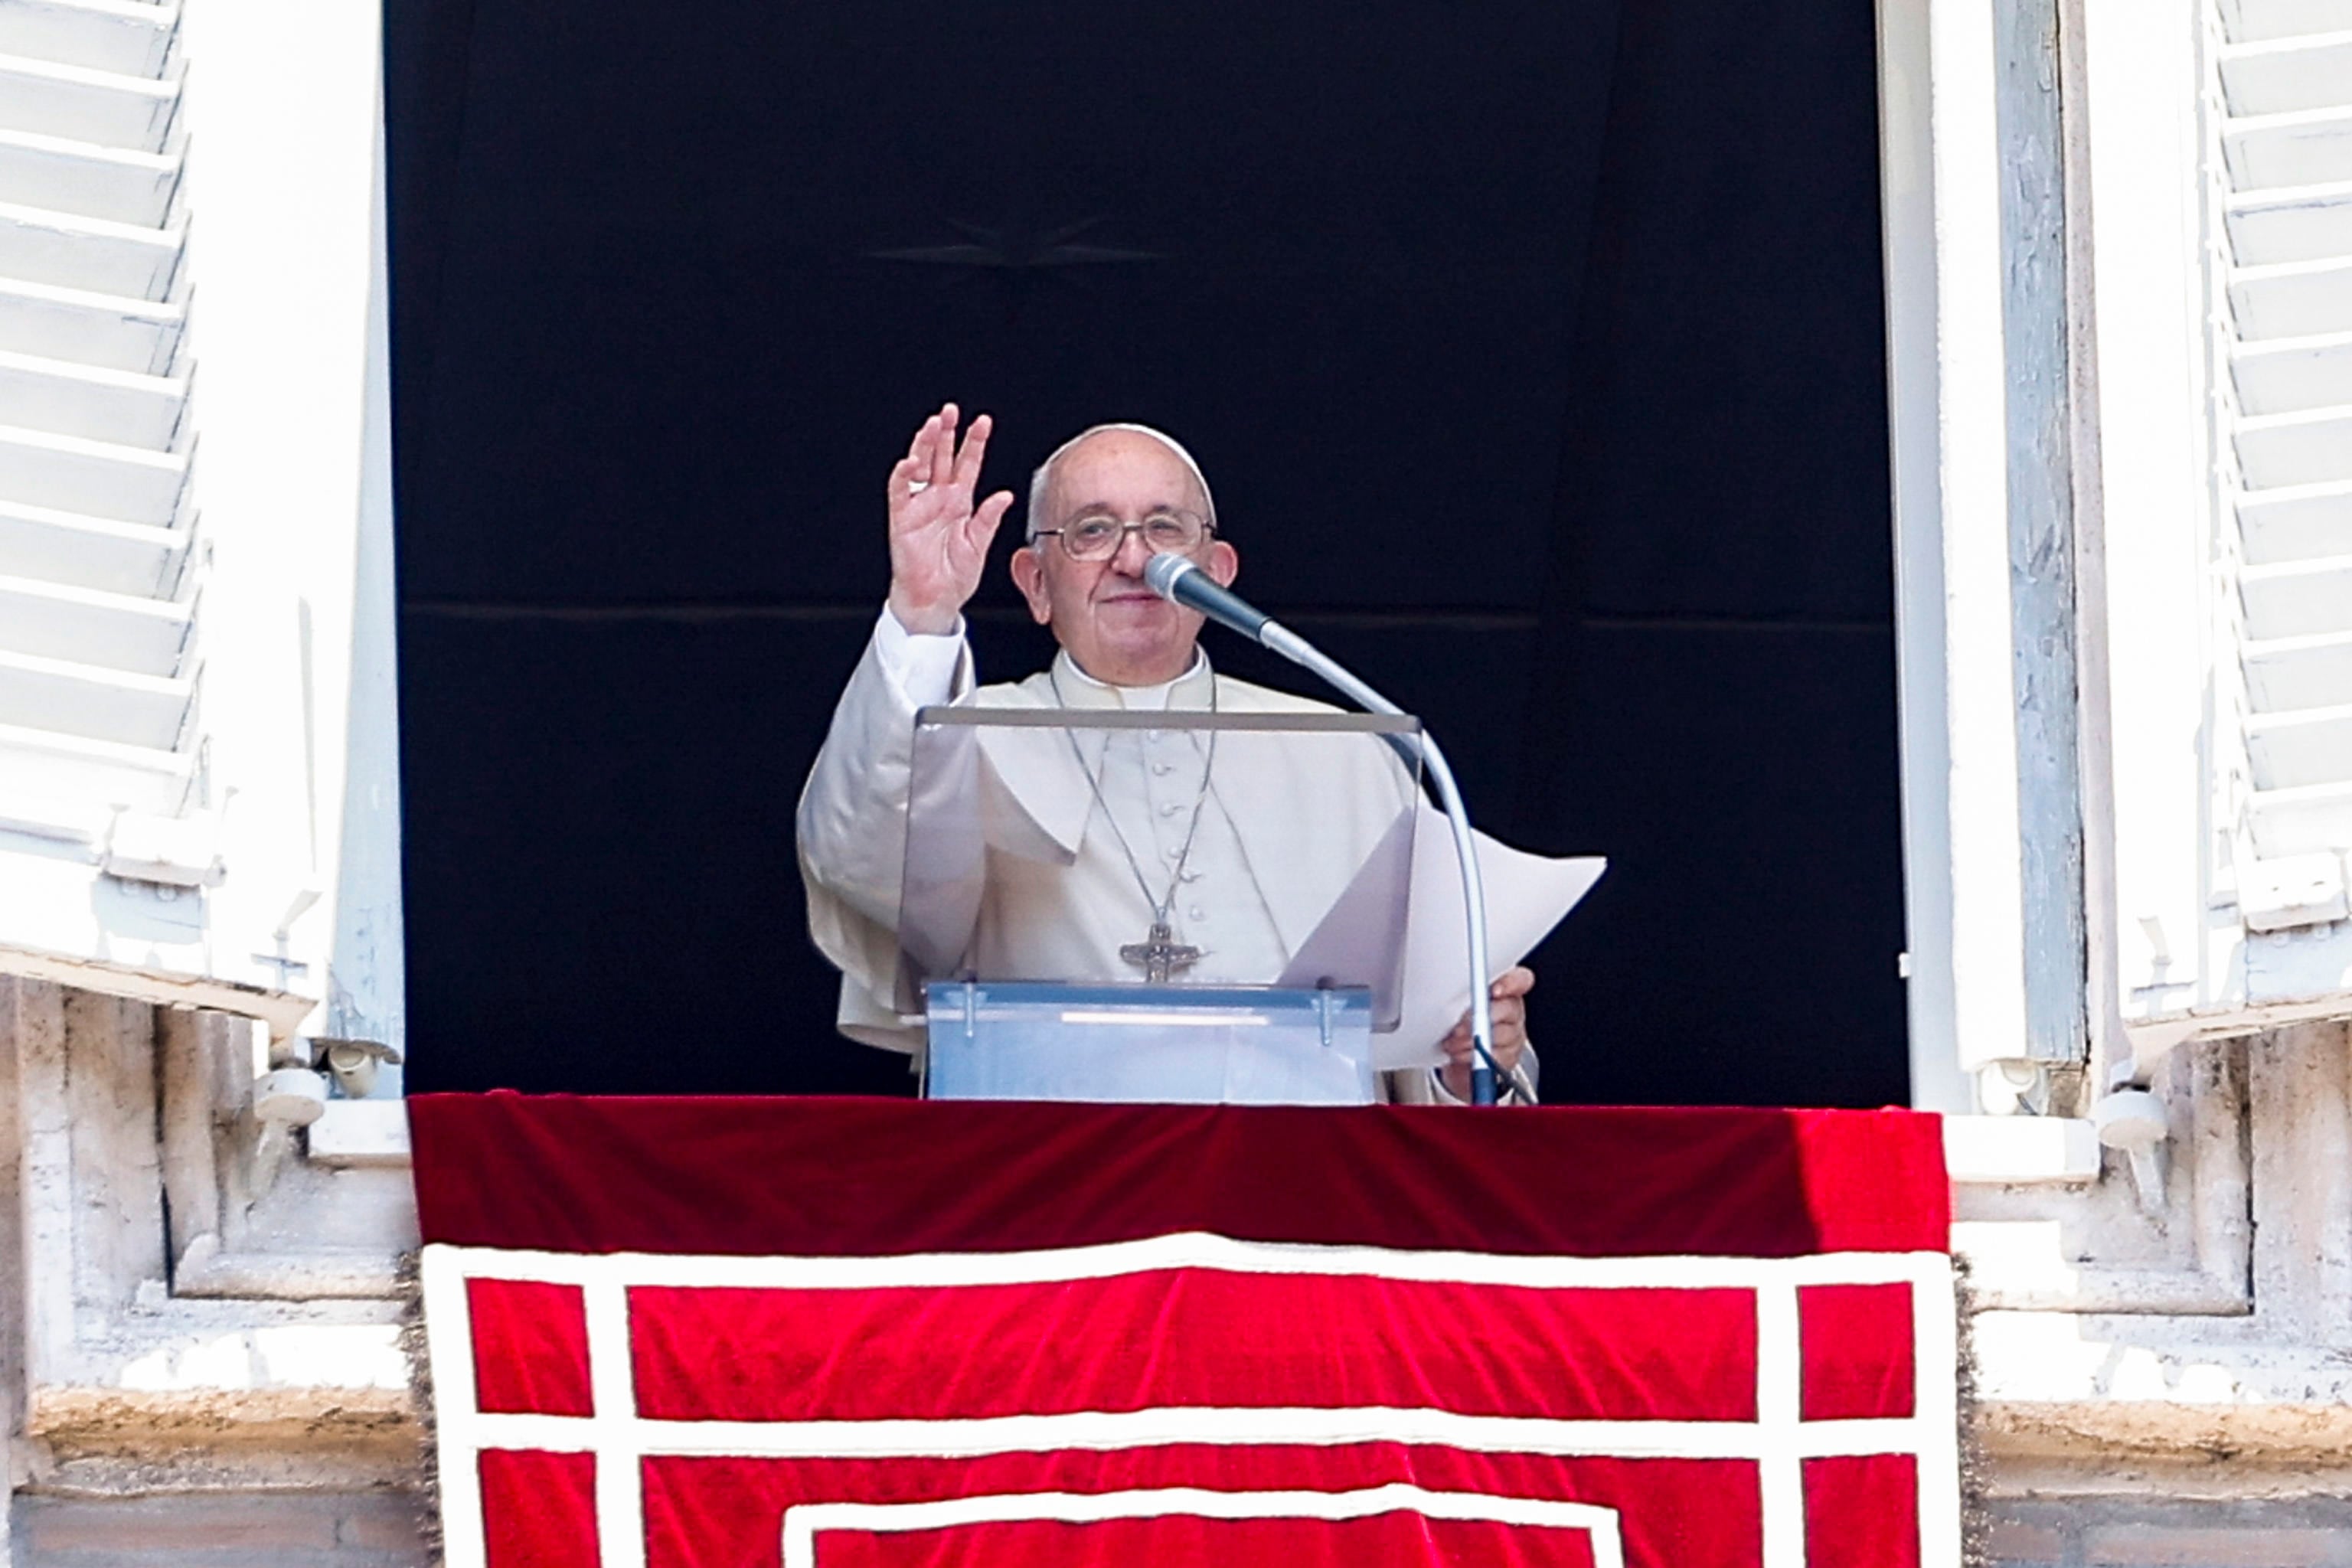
[1119,920,1201,983]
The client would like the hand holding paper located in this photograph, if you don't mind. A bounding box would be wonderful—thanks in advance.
[1278,801,1606,1070]
[1439,963,1536,1099]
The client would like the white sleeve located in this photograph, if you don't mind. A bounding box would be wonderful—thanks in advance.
[872,605,967,711]
[796,608,975,936]
[1426,1042,1541,1106]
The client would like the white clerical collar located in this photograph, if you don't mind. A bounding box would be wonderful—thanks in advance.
[1050,648,1214,711]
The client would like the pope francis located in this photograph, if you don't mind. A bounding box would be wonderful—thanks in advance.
[796,403,1536,1104]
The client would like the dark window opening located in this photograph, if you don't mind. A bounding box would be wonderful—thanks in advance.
[388,0,1907,1106]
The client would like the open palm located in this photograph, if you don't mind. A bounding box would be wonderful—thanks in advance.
[886,403,1015,635]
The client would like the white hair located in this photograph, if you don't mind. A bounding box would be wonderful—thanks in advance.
[1024,422,1218,542]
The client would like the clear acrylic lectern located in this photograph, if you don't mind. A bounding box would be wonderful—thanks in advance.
[899,704,1421,1105]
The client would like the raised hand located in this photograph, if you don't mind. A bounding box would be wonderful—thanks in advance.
[886,403,1016,636]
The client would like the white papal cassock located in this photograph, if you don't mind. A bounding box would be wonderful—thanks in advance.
[797,609,1533,1104]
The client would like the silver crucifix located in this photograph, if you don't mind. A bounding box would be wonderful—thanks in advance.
[1119,920,1201,983]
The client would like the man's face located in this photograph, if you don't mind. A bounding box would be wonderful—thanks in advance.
[1010,430,1240,687]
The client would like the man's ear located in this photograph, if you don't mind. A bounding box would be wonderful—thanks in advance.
[1206,538,1240,588]
[1008,545,1054,625]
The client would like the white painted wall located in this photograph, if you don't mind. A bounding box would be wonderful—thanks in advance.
[2082,0,2223,1059]
[1879,0,2040,1109]
[1880,0,1968,1113]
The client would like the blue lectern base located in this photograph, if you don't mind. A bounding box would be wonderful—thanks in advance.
[921,981,1377,1106]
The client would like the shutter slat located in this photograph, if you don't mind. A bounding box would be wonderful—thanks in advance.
[2226,180,2352,266]
[0,126,178,226]
[2221,0,2352,44]
[0,200,181,299]
[2233,330,2352,413]
[2232,256,2352,339]
[0,346,183,448]
[2234,406,2352,486]
[2249,704,2352,789]
[2225,106,2352,191]
[2250,780,2352,856]
[2239,479,2352,563]
[2246,629,2352,712]
[0,277,181,374]
[2220,31,2352,116]
[0,0,177,78]
[0,645,190,749]
[0,51,175,152]
[0,498,185,595]
[2243,553,2352,639]
[0,571,188,675]
[0,422,183,522]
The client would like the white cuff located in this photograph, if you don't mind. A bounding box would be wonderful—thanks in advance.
[874,605,966,710]
[1429,1044,1540,1107]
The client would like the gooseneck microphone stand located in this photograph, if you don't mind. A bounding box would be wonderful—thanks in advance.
[1145,554,1505,1105]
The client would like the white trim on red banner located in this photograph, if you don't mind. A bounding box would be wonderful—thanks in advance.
[583,1271,644,1568]
[780,1485,1628,1568]
[420,1236,1961,1568]
[1911,1233,1963,1554]
[424,1230,1945,1289]
[462,1407,1930,1461]
[1757,1279,1803,1568]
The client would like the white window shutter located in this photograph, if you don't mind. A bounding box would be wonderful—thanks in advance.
[0,0,400,1053]
[0,0,204,911]
[2098,0,2352,1061]
[2213,0,2352,1008]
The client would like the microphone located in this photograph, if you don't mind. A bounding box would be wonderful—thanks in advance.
[1142,547,1511,1106]
[1143,552,1274,643]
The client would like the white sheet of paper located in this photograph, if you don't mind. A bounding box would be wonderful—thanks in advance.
[1276,802,1606,1070]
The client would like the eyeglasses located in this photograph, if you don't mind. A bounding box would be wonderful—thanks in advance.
[1033,509,1214,563]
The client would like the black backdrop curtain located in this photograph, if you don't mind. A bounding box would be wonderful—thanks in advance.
[384,0,1906,1105]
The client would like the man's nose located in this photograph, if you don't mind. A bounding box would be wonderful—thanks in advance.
[1111,527,1154,575]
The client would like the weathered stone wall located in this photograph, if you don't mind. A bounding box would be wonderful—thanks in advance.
[1967,1027,2352,1455]
[11,1491,426,1566]
[0,977,420,1564]
[1988,1494,2352,1566]
[18,1483,2352,1566]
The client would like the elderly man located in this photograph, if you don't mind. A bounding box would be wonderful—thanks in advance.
[797,403,1534,1103]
